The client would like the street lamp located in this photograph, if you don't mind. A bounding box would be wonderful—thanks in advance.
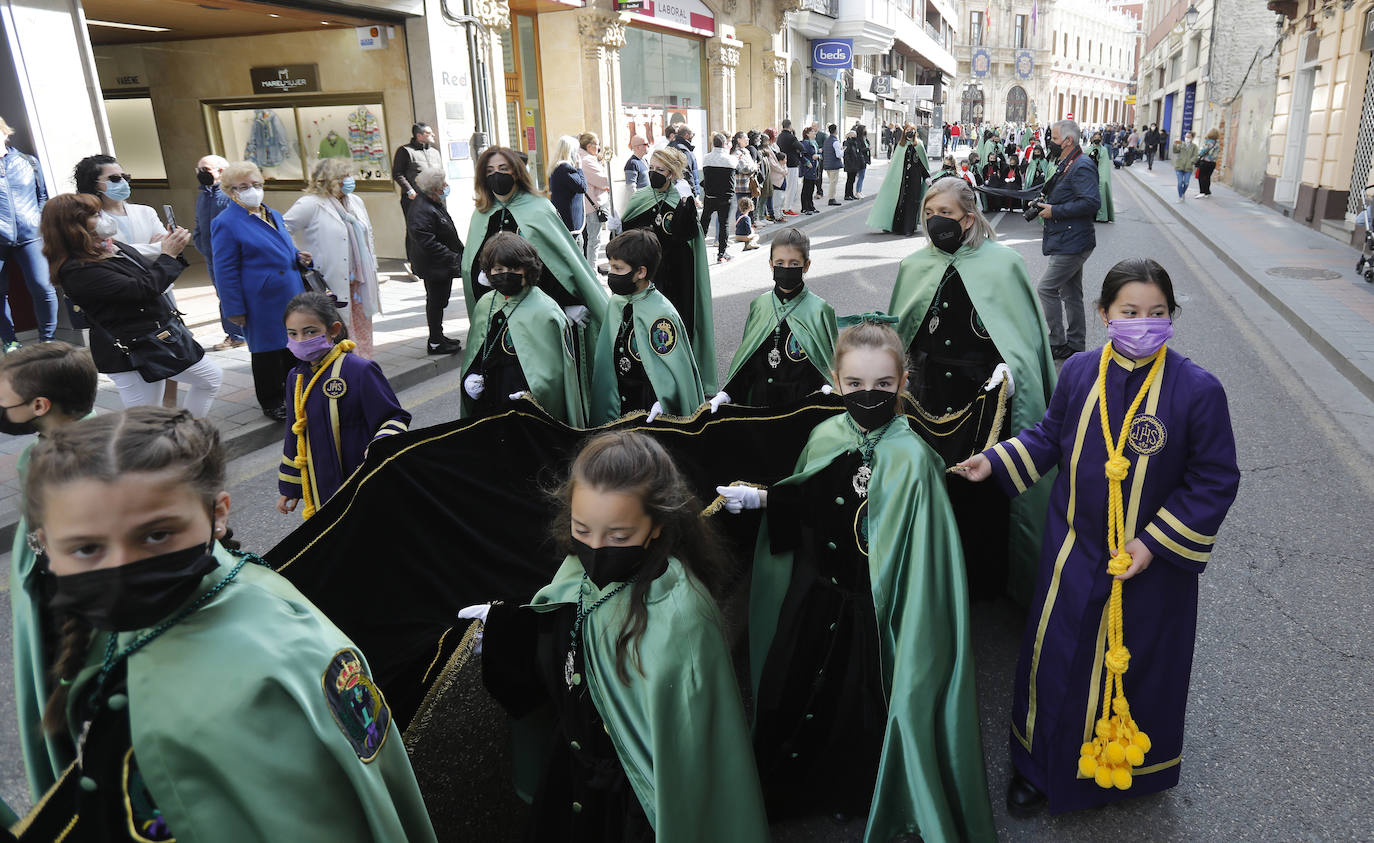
[1184,3,1201,30]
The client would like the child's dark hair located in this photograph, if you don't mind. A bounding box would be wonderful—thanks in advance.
[737,197,754,213]
[0,342,97,418]
[27,407,230,733]
[550,430,731,685]
[1096,258,1179,315]
[283,291,348,339]
[769,227,811,262]
[604,229,662,282]
[479,231,544,279]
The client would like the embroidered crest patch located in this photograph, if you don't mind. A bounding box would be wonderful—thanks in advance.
[785,331,807,363]
[323,648,391,762]
[499,325,517,355]
[650,318,676,356]
[1128,414,1167,456]
[562,323,576,359]
[322,377,347,399]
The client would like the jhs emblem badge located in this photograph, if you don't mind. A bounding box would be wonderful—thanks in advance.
[322,377,347,399]
[1128,414,1167,456]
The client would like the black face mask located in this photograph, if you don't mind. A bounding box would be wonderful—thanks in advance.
[47,539,219,632]
[0,403,37,436]
[648,171,669,190]
[607,270,638,296]
[772,265,805,298]
[196,170,216,187]
[487,171,516,197]
[489,271,525,296]
[904,131,916,141]
[927,215,965,254]
[842,388,899,431]
[572,536,650,589]
[1045,139,1064,159]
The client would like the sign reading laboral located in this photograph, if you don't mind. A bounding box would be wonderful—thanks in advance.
[615,0,715,37]
[811,39,853,69]
[250,65,320,94]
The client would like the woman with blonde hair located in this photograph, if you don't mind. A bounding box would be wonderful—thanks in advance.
[888,176,1056,603]
[284,157,380,357]
[577,131,611,265]
[547,134,588,239]
[618,146,717,392]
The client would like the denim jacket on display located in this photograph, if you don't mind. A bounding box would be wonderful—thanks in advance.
[0,146,48,245]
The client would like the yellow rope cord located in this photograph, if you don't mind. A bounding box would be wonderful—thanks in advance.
[292,339,356,520]
[1078,342,1165,790]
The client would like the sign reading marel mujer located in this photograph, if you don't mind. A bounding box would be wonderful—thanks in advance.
[811,39,854,70]
[250,65,321,95]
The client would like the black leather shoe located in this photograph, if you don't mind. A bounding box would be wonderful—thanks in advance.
[427,337,462,355]
[828,199,841,206]
[1006,772,1047,818]
[263,404,288,422]
[1051,343,1074,361]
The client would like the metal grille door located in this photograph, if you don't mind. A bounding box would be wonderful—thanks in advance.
[1348,56,1374,216]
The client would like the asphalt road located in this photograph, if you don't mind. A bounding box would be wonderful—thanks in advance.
[2,170,1371,840]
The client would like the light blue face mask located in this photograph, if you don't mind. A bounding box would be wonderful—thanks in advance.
[341,176,356,194]
[441,185,451,198]
[103,178,131,202]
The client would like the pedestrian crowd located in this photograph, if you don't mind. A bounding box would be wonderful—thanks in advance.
[1,110,1240,843]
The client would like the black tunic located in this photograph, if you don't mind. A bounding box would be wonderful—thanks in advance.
[624,194,701,339]
[464,309,530,417]
[611,303,656,415]
[722,317,825,407]
[892,146,928,236]
[908,265,1010,600]
[482,603,654,843]
[480,210,578,308]
[753,452,886,820]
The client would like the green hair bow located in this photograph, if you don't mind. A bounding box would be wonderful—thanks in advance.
[837,312,899,328]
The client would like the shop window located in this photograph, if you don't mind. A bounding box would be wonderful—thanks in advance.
[621,28,706,145]
[103,90,168,185]
[202,94,390,189]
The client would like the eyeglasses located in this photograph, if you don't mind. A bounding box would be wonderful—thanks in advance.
[105,173,134,183]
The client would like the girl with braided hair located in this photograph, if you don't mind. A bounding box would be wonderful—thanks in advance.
[959,258,1240,815]
[16,406,436,840]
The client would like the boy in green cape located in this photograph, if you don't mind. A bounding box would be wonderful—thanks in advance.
[1087,131,1115,222]
[711,228,837,410]
[590,229,704,424]
[4,343,98,802]
[867,127,930,236]
[620,147,718,392]
[461,232,586,426]
[1023,146,1055,190]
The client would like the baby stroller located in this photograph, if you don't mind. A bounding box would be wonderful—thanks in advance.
[1356,184,1374,284]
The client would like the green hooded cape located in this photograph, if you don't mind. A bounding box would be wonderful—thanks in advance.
[866,141,930,232]
[1087,142,1115,222]
[527,555,770,843]
[462,285,586,426]
[1022,156,1056,190]
[61,543,438,841]
[590,286,705,423]
[621,185,717,392]
[889,239,1058,604]
[460,190,607,369]
[723,288,838,399]
[747,417,995,843]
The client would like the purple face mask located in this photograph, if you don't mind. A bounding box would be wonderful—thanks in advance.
[287,334,333,362]
[1107,317,1173,359]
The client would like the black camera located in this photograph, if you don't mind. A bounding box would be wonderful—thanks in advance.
[1023,200,1044,222]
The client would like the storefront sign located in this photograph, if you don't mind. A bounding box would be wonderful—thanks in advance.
[1015,50,1033,79]
[1181,82,1196,133]
[250,65,320,95]
[870,75,895,97]
[811,39,853,69]
[617,0,715,37]
[972,48,991,78]
[357,26,387,51]
[1363,7,1374,52]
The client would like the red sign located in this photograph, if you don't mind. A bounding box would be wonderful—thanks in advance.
[525,126,537,152]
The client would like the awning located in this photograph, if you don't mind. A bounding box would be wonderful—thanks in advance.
[850,69,877,102]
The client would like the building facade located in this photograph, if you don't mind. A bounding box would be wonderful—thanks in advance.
[954,0,1056,133]
[1046,0,1139,128]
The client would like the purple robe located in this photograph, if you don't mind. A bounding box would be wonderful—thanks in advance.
[982,347,1239,812]
[280,352,410,505]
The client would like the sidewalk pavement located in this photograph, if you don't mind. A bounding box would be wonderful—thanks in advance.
[1121,162,1374,401]
[0,158,896,546]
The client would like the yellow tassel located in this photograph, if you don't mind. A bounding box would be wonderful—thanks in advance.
[291,340,356,521]
[1081,342,1166,790]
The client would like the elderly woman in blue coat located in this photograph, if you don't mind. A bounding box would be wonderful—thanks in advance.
[211,160,307,421]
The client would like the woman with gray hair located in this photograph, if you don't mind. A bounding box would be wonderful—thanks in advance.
[888,175,1057,603]
[405,167,464,354]
[284,158,380,356]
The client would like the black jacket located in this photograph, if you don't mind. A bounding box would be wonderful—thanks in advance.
[59,243,186,374]
[1041,149,1101,256]
[776,130,801,167]
[668,138,700,192]
[406,194,465,280]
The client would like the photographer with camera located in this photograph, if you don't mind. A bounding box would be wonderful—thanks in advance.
[1028,119,1100,361]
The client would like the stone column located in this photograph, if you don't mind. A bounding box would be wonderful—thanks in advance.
[762,51,789,128]
[577,11,629,163]
[470,0,512,147]
[707,38,743,132]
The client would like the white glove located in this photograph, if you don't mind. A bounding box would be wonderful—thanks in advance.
[563,305,590,327]
[708,391,731,413]
[508,391,527,401]
[457,604,490,653]
[715,485,763,514]
[646,401,663,423]
[820,384,834,395]
[985,363,1015,397]
[476,270,491,288]
[464,373,485,399]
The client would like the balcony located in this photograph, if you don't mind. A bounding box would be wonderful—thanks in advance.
[792,0,838,40]
[892,4,955,75]
[830,0,898,55]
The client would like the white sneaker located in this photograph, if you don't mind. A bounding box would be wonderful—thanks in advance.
[1176,196,1185,203]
